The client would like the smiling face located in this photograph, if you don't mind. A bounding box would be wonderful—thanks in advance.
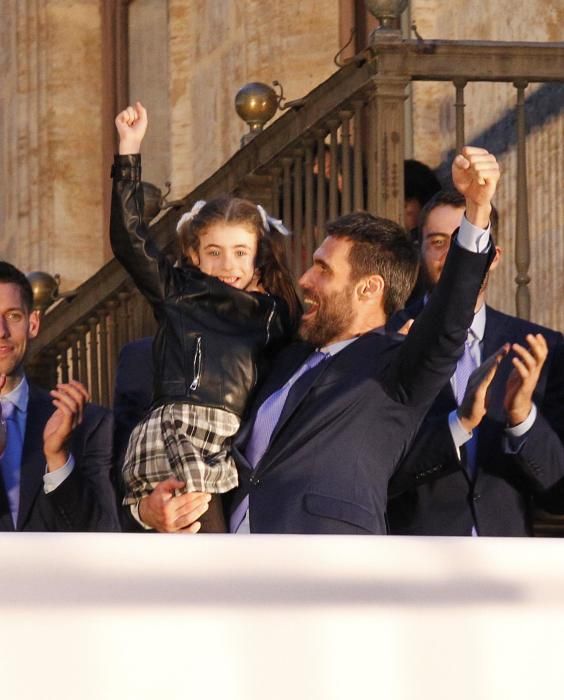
[0,282,40,393]
[298,236,357,347]
[194,222,258,290]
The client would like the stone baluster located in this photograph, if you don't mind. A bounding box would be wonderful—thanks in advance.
[514,81,531,320]
[339,110,353,215]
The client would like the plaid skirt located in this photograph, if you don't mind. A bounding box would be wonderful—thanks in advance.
[122,402,240,505]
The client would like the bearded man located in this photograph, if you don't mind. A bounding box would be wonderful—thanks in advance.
[136,147,500,534]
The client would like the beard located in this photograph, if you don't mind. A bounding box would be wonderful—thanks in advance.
[299,283,355,347]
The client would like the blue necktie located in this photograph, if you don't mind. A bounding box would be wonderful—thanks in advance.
[231,350,327,532]
[0,399,23,526]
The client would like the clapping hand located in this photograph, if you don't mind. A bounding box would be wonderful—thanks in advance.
[457,344,510,433]
[504,333,548,427]
[43,380,90,471]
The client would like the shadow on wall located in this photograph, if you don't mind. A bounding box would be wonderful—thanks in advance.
[435,83,564,183]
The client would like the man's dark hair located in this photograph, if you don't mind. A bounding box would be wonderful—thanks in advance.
[325,212,419,317]
[418,189,499,244]
[0,261,34,312]
[404,159,441,208]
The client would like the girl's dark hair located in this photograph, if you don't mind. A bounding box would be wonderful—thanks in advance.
[178,195,302,331]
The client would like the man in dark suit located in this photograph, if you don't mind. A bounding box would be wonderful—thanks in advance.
[112,335,153,531]
[387,190,564,536]
[113,335,153,469]
[0,261,120,531]
[137,147,500,534]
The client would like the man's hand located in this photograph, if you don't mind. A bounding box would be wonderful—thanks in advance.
[138,478,212,533]
[457,344,510,433]
[452,146,500,229]
[115,101,148,155]
[504,333,548,427]
[43,380,89,471]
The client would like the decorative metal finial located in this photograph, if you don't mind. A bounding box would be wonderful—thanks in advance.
[26,271,60,313]
[365,0,408,38]
[235,82,280,147]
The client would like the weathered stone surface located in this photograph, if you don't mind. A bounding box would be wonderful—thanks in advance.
[167,0,340,198]
[0,0,104,293]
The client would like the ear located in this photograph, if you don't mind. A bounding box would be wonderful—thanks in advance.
[489,245,502,272]
[356,274,385,303]
[186,247,200,266]
[28,309,40,339]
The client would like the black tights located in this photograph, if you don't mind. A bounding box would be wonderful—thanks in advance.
[198,494,226,533]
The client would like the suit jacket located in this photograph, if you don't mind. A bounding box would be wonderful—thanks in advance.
[113,336,154,468]
[0,384,120,532]
[112,337,154,532]
[387,304,564,536]
[230,240,493,534]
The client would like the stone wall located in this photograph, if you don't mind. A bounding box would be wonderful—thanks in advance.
[166,0,340,199]
[0,0,105,293]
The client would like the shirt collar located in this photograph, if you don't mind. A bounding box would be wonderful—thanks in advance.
[320,326,385,357]
[470,303,486,343]
[0,376,29,414]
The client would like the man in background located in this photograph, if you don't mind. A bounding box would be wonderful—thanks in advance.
[0,261,119,531]
[387,191,564,536]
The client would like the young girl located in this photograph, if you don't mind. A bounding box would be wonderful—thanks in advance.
[110,102,300,532]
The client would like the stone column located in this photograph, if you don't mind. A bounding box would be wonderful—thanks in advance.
[0,0,106,292]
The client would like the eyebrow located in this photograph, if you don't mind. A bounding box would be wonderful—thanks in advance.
[202,243,253,250]
[424,232,452,239]
[313,255,332,272]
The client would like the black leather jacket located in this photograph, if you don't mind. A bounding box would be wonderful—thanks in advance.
[110,154,291,417]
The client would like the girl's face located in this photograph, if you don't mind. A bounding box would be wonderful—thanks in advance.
[193,222,258,290]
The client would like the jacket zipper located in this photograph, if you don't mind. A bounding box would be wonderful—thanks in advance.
[265,298,277,345]
[189,336,202,390]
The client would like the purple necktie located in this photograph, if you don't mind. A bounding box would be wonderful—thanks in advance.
[0,400,22,526]
[231,350,327,532]
[455,332,478,406]
[454,332,479,476]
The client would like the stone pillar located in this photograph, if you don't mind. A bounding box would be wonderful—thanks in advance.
[367,75,409,223]
[0,0,106,292]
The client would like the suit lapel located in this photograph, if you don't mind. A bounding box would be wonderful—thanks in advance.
[268,354,332,448]
[17,386,53,530]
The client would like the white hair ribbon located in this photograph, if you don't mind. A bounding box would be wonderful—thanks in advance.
[256,204,291,237]
[176,200,207,234]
